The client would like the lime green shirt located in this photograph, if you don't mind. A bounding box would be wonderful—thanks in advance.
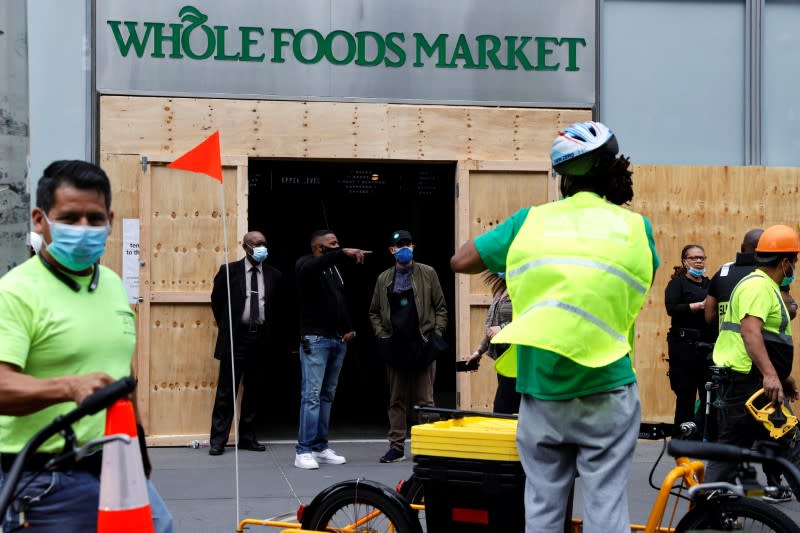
[474,202,660,400]
[0,257,135,453]
[712,269,787,374]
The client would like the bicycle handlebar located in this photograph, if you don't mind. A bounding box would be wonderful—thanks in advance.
[63,376,137,427]
[669,439,764,464]
[668,439,800,497]
[0,376,137,517]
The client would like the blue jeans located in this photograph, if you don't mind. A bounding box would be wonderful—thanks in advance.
[0,469,173,533]
[296,335,347,454]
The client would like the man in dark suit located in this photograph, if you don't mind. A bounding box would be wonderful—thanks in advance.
[208,231,281,456]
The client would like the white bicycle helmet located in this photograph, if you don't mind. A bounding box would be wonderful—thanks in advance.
[550,121,619,176]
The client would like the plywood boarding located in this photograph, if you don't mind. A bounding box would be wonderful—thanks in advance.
[100,96,588,162]
[100,154,142,275]
[631,165,797,421]
[100,96,588,438]
[465,304,497,412]
[147,304,217,438]
[148,165,238,293]
[456,163,553,409]
[467,168,551,294]
[144,164,239,440]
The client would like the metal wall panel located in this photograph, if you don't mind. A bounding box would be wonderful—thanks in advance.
[96,0,595,107]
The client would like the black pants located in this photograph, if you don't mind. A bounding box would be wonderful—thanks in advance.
[667,336,708,433]
[209,329,266,448]
[705,373,800,488]
[493,374,521,415]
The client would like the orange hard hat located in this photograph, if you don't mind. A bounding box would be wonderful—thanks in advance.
[755,225,800,253]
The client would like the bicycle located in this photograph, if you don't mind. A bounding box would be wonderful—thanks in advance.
[668,438,800,532]
[240,414,800,533]
[0,377,137,523]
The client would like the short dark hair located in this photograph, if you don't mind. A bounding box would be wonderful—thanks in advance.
[36,160,112,213]
[309,229,334,246]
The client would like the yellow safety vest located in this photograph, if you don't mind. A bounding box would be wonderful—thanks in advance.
[713,270,794,378]
[492,192,653,369]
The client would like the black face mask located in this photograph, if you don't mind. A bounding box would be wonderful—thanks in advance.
[322,245,339,254]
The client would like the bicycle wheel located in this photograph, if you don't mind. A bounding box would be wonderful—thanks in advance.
[302,479,423,533]
[398,474,425,520]
[675,496,800,532]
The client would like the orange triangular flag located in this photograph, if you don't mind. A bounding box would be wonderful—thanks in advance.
[167,131,223,183]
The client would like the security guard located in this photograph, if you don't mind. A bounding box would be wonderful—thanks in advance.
[705,224,800,496]
[705,229,764,329]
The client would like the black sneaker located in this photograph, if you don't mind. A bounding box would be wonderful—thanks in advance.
[763,486,793,503]
[379,448,406,463]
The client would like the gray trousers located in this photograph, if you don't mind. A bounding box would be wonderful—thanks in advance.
[516,383,640,533]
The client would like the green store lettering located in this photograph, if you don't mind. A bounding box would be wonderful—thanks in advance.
[107,5,586,71]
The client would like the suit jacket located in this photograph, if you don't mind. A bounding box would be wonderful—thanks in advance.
[211,258,282,359]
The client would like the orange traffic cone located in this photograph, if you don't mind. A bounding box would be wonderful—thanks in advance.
[97,399,154,533]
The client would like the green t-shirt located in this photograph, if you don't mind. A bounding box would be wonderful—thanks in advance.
[712,269,786,374]
[0,257,135,453]
[474,201,660,400]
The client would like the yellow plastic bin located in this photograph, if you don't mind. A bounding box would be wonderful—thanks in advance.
[411,416,525,532]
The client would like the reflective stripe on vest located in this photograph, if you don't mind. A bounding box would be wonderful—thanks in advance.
[516,299,628,345]
[493,193,653,368]
[719,273,792,346]
[508,257,649,296]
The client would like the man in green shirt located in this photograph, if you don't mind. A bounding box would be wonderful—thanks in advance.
[452,122,658,533]
[0,160,172,532]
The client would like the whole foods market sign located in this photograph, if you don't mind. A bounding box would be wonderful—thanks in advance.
[96,1,596,107]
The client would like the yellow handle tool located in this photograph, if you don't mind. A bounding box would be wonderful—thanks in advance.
[745,388,799,439]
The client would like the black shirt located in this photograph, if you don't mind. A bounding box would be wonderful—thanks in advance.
[664,274,715,341]
[388,286,424,367]
[707,252,757,328]
[295,249,353,337]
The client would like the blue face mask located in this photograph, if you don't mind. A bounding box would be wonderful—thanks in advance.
[44,214,109,271]
[394,246,413,265]
[251,246,268,263]
[688,267,706,277]
[782,264,795,287]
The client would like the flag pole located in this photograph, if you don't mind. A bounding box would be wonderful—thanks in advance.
[220,177,242,527]
[167,131,240,527]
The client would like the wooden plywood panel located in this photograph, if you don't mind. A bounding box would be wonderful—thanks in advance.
[764,167,800,227]
[468,169,549,294]
[148,165,238,294]
[387,105,469,160]
[100,154,142,276]
[147,304,217,435]
[101,97,391,160]
[465,305,496,412]
[629,165,798,421]
[101,96,591,163]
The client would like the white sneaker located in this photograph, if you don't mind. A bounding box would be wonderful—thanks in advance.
[294,452,319,470]
[312,448,347,464]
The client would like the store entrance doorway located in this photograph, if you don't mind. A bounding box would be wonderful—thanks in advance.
[248,160,456,438]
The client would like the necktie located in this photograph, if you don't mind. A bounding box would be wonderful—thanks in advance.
[249,266,259,325]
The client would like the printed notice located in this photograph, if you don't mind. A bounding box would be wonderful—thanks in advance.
[122,218,141,304]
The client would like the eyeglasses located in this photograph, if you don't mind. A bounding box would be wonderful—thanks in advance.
[685,256,706,262]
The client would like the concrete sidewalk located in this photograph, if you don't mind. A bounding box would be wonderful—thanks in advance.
[149,439,800,533]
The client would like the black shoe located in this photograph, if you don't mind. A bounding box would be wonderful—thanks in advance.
[238,441,266,452]
[208,446,225,456]
[379,447,406,463]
